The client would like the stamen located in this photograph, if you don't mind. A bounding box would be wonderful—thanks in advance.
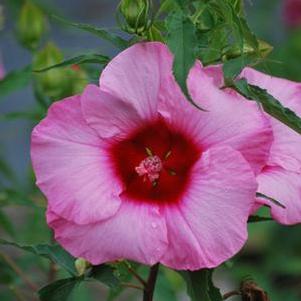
[165,150,172,159]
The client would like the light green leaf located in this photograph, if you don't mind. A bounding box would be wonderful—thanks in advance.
[0,66,32,98]
[234,79,301,134]
[34,54,110,73]
[38,277,81,301]
[0,239,76,276]
[52,15,129,49]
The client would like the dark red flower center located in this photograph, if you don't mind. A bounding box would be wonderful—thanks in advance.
[109,120,201,205]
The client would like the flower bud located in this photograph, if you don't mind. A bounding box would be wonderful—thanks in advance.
[223,40,273,61]
[75,258,91,276]
[17,1,47,50]
[119,0,150,34]
[33,42,68,99]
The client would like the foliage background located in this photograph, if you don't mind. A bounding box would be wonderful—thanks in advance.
[0,0,301,300]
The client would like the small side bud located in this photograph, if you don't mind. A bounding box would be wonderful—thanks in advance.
[75,258,91,276]
[17,1,47,50]
[119,0,150,34]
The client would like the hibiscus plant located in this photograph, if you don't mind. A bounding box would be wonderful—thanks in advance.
[1,0,301,301]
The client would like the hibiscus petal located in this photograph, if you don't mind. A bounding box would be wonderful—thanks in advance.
[256,166,301,225]
[159,62,272,175]
[241,67,301,173]
[47,201,168,266]
[31,95,122,225]
[161,146,257,270]
[99,42,172,121]
[81,84,143,139]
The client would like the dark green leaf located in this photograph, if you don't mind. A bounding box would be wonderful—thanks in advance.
[233,79,301,134]
[89,264,120,289]
[248,215,273,223]
[0,210,15,237]
[0,189,39,208]
[166,10,203,110]
[52,15,129,49]
[106,261,139,301]
[0,110,43,121]
[0,156,16,184]
[179,269,222,301]
[38,277,81,301]
[223,55,255,82]
[34,54,110,73]
[0,66,32,98]
[0,239,76,275]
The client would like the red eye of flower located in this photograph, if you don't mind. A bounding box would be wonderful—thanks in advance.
[109,120,201,205]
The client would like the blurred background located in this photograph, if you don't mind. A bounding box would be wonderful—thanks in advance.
[0,0,301,300]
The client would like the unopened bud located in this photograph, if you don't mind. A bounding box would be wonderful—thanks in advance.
[33,42,67,99]
[75,258,91,276]
[17,1,47,50]
[223,39,273,61]
[119,0,150,34]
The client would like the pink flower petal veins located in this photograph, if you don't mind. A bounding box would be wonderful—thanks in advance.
[31,95,122,224]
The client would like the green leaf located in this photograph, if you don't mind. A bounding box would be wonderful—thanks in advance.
[52,15,129,50]
[248,215,273,223]
[0,239,77,276]
[166,10,203,110]
[233,79,301,134]
[89,264,120,289]
[0,110,43,121]
[0,210,15,237]
[0,156,16,184]
[0,65,32,98]
[38,277,82,301]
[180,269,222,301]
[34,54,110,73]
[0,189,39,208]
[106,261,141,301]
[223,55,255,82]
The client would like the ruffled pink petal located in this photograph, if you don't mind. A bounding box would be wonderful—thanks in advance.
[241,67,301,173]
[161,146,257,270]
[99,42,172,121]
[256,166,301,225]
[31,95,122,225]
[81,84,143,139]
[47,201,168,265]
[159,62,272,175]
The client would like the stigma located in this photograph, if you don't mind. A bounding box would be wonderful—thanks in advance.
[135,155,163,183]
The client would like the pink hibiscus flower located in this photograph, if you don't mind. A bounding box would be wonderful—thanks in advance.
[204,65,301,225]
[31,42,272,270]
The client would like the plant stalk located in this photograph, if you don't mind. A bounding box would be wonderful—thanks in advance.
[143,263,160,301]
